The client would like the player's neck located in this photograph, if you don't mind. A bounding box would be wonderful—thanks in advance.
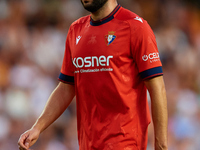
[91,1,118,21]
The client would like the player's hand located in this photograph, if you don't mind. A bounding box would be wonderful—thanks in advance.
[18,128,40,150]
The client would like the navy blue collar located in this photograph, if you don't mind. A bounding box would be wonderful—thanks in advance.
[90,4,121,26]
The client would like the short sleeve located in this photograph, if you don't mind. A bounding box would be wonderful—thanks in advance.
[130,20,163,80]
[58,29,74,84]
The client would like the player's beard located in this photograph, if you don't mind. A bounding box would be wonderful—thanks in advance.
[81,0,108,12]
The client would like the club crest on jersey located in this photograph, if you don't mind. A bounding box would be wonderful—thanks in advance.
[105,31,116,46]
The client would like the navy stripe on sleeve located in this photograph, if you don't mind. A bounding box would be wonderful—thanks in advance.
[58,73,74,84]
[140,66,163,80]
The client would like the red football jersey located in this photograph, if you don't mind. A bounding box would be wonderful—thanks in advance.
[59,5,163,150]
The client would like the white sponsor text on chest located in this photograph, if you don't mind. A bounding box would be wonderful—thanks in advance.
[73,55,113,68]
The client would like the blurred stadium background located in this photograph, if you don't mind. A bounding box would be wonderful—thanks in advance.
[0,0,200,149]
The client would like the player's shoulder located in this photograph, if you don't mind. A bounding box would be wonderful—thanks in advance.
[71,15,90,26]
[116,7,148,28]
[69,15,90,32]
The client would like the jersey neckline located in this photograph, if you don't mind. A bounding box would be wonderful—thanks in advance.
[90,4,121,26]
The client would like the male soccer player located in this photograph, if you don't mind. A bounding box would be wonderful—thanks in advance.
[18,0,168,150]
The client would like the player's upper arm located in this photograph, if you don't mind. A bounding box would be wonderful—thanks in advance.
[144,75,166,96]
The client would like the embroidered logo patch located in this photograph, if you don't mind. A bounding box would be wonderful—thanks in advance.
[105,31,116,46]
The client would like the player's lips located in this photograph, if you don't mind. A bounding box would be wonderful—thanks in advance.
[83,0,89,3]
[82,0,91,4]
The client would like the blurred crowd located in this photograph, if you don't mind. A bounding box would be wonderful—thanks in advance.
[0,0,199,149]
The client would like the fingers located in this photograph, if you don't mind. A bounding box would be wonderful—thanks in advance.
[18,132,30,150]
[18,128,40,150]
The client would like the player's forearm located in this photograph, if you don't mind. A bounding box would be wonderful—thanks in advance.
[32,82,75,133]
[144,76,168,150]
[151,87,168,150]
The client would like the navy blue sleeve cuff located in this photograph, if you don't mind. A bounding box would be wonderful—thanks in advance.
[58,73,74,84]
[140,66,163,80]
